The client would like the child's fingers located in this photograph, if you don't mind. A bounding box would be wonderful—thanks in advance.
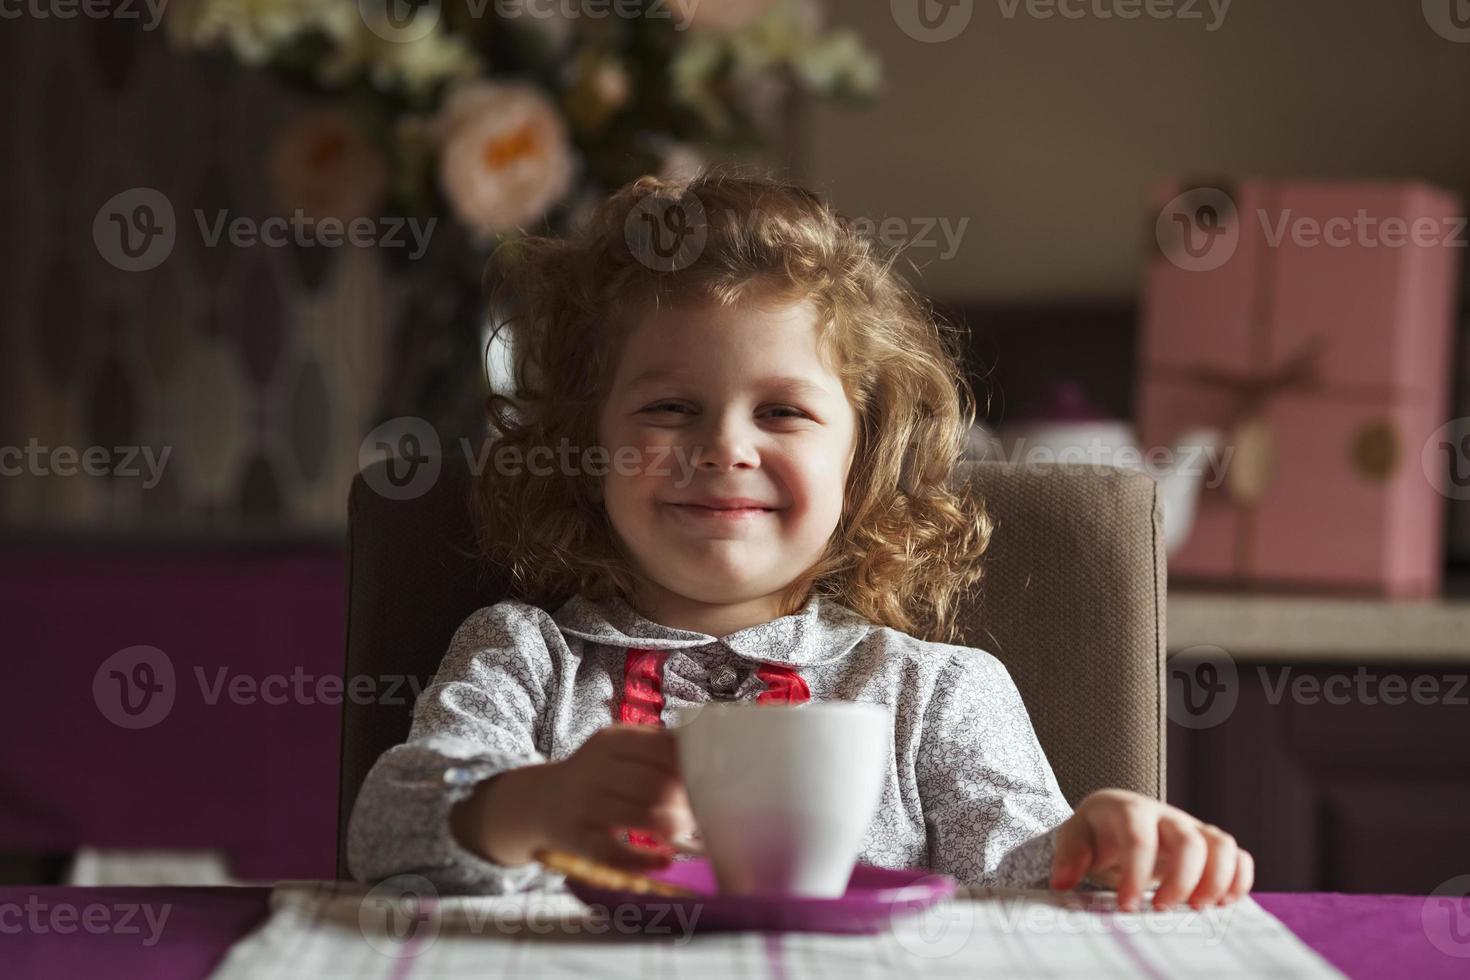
[1225,848,1255,904]
[596,758,684,807]
[560,829,674,874]
[1111,812,1159,912]
[1150,818,1208,910]
[1185,825,1239,908]
[1049,820,1094,891]
[607,725,682,772]
[587,790,682,837]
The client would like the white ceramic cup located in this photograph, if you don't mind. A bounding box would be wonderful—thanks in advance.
[672,700,891,897]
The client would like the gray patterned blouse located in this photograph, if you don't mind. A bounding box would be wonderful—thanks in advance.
[346,592,1073,895]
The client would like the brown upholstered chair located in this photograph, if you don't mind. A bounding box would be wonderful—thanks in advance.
[336,456,1167,878]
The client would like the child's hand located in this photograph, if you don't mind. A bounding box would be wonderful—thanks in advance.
[536,723,698,871]
[1049,789,1254,911]
[455,724,696,874]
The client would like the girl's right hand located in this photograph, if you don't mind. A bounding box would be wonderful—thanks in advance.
[533,724,698,871]
[455,725,696,869]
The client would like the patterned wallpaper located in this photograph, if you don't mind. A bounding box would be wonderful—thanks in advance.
[1,17,425,537]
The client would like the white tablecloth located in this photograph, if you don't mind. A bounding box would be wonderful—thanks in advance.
[209,879,1344,979]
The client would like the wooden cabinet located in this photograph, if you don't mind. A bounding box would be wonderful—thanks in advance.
[1166,592,1470,894]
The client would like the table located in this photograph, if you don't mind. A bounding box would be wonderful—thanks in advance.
[4,886,1469,979]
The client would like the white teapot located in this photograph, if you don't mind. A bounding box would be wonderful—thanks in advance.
[969,383,1224,557]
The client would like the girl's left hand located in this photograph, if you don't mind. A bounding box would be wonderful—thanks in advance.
[1049,789,1254,911]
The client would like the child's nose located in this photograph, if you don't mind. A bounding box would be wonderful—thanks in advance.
[693,415,761,470]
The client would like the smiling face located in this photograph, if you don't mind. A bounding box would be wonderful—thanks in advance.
[596,296,860,633]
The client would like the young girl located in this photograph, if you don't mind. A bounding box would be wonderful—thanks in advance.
[347,171,1253,912]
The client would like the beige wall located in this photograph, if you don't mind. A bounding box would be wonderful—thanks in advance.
[803,0,1470,302]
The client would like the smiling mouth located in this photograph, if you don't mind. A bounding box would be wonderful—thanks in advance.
[667,503,777,519]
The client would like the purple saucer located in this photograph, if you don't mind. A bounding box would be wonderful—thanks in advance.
[563,858,956,934]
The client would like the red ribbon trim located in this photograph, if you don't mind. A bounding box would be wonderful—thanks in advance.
[756,662,811,705]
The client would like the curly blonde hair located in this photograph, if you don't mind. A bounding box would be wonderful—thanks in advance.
[473,168,992,643]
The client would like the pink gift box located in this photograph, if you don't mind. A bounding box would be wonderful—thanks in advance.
[1138,180,1463,598]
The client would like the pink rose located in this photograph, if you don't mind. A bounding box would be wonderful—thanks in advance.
[266,108,389,221]
[434,80,577,237]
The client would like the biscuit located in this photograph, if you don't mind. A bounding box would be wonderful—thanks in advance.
[533,847,696,897]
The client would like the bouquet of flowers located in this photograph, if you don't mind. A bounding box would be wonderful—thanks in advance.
[164,0,881,243]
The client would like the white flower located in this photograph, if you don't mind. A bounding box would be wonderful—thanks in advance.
[165,0,355,64]
[433,80,577,239]
[320,21,480,94]
[794,28,883,94]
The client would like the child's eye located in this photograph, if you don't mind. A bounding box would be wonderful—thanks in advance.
[765,406,810,420]
[644,402,692,415]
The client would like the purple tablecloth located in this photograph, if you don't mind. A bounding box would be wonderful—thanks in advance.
[4,886,1469,979]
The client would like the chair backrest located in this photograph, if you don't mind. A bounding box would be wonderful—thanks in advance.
[337,456,1166,878]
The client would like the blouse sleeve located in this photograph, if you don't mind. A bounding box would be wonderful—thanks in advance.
[345,601,566,895]
[915,649,1075,889]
